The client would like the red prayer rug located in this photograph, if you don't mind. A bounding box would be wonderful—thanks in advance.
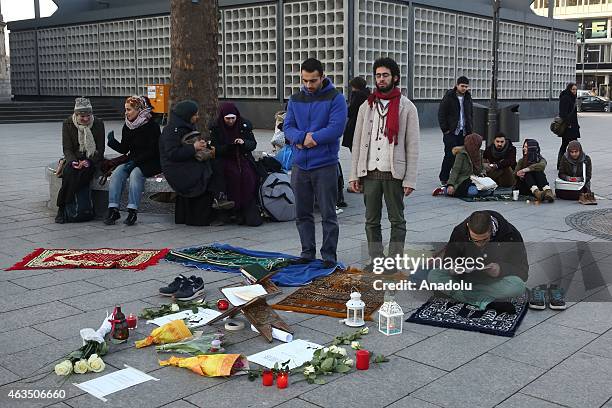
[6,248,170,271]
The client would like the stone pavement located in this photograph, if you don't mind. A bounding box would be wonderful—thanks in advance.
[0,113,611,408]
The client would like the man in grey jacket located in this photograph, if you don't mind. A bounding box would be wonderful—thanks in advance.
[349,58,420,273]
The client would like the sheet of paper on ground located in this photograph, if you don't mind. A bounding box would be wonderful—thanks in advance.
[247,339,322,370]
[147,307,222,328]
[221,284,267,306]
[73,365,158,402]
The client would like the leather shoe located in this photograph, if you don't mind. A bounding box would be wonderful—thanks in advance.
[124,209,137,226]
[103,208,120,225]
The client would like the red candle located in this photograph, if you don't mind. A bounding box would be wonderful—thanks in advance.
[262,370,273,386]
[217,299,229,311]
[276,372,289,389]
[126,313,138,330]
[356,350,370,370]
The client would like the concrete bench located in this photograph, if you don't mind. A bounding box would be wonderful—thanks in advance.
[45,161,175,215]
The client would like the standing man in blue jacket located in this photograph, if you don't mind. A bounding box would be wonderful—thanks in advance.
[284,58,348,267]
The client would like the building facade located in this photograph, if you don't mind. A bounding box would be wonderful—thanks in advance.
[533,0,612,96]
[7,0,576,127]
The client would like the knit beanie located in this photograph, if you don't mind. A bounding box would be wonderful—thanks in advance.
[74,97,92,113]
[172,100,199,122]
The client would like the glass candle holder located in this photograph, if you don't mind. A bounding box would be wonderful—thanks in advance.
[356,349,370,370]
[126,313,138,330]
[276,372,289,389]
[262,370,274,386]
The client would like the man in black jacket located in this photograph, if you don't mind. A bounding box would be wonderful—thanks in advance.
[483,132,517,188]
[427,210,528,313]
[437,76,473,185]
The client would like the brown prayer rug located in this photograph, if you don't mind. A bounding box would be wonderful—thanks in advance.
[271,267,384,320]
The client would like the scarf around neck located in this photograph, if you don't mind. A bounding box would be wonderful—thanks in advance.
[367,87,401,145]
[217,102,242,144]
[564,140,586,175]
[125,107,152,130]
[71,113,96,159]
[489,139,510,160]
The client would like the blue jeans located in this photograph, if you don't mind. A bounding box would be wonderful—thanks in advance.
[108,163,145,210]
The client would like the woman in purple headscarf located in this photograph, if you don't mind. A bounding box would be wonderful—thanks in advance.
[209,102,262,226]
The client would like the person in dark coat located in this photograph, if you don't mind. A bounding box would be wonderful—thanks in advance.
[209,102,262,226]
[558,82,580,169]
[483,132,516,188]
[55,97,105,224]
[557,140,595,204]
[437,76,473,185]
[342,77,370,196]
[159,100,228,226]
[427,210,528,313]
[104,96,161,226]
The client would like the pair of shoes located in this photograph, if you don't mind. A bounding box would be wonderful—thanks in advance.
[337,201,348,208]
[159,275,206,300]
[54,207,65,224]
[212,193,235,210]
[432,186,445,196]
[335,206,344,215]
[529,284,566,310]
[124,209,137,226]
[543,188,555,203]
[103,208,121,225]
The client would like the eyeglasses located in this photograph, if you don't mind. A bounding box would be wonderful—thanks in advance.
[375,73,391,79]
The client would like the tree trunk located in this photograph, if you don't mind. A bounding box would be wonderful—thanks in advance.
[170,0,218,132]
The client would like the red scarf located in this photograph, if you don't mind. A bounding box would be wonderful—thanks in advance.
[367,87,401,145]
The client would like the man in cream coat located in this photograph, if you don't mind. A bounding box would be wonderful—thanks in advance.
[349,57,420,274]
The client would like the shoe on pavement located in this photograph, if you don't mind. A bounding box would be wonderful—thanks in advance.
[103,207,121,225]
[159,275,187,296]
[533,189,544,202]
[175,276,206,301]
[432,187,445,196]
[548,284,567,310]
[124,209,137,226]
[543,188,555,203]
[528,284,547,310]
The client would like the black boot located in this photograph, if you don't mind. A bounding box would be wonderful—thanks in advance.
[54,206,65,224]
[124,209,137,226]
[103,208,121,225]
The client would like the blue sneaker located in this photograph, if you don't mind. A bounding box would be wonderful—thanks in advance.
[529,284,547,310]
[548,284,567,310]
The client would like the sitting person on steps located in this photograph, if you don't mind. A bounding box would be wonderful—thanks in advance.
[427,210,529,314]
[514,139,554,203]
[104,96,161,226]
[432,133,490,198]
[483,132,516,188]
[557,140,596,205]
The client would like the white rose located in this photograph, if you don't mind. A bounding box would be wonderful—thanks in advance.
[171,303,180,312]
[360,327,369,335]
[344,359,354,367]
[303,365,315,375]
[351,341,361,350]
[73,359,89,374]
[87,354,106,373]
[54,360,73,376]
[338,347,347,357]
[322,347,329,354]
[328,345,339,353]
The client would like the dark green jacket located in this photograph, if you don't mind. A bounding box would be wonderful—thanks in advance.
[447,147,486,188]
[515,157,547,174]
[558,154,592,184]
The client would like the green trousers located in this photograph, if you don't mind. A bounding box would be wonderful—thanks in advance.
[363,177,406,260]
[427,268,526,310]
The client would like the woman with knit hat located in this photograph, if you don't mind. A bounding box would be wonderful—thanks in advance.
[514,139,554,203]
[55,97,105,223]
[557,140,596,204]
[209,102,262,226]
[104,96,161,226]
[159,100,233,226]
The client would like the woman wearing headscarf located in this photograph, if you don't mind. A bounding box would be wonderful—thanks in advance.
[515,139,554,202]
[557,140,595,204]
[103,96,161,226]
[432,133,488,198]
[557,82,580,169]
[209,102,262,226]
[55,97,105,223]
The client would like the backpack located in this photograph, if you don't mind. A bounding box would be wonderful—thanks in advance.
[64,185,95,222]
[259,172,296,222]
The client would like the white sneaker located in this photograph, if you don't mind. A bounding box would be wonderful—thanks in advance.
[335,206,344,215]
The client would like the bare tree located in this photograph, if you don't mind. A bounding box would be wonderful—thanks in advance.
[170,0,219,131]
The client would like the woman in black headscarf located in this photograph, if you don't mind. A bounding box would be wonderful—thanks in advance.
[557,82,580,169]
[515,139,554,202]
[209,102,262,226]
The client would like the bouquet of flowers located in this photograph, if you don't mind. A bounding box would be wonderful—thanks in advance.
[156,332,225,355]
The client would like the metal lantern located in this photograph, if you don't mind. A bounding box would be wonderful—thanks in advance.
[345,291,365,327]
[378,296,404,336]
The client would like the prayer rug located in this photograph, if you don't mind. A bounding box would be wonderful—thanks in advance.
[459,194,531,202]
[165,243,339,287]
[7,248,170,271]
[271,267,384,320]
[406,294,528,337]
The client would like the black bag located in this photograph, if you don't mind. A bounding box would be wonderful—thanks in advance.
[550,116,567,137]
[64,185,95,222]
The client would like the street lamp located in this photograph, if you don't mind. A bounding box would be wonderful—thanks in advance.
[487,0,501,145]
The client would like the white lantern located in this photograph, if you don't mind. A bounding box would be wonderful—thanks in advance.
[345,291,365,327]
[378,296,404,336]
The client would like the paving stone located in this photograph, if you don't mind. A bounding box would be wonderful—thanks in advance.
[61,280,166,311]
[496,393,567,408]
[489,322,598,369]
[9,269,108,290]
[580,328,612,359]
[0,281,104,313]
[0,280,28,297]
[547,301,612,334]
[396,329,508,371]
[0,328,57,356]
[514,308,560,335]
[0,301,82,334]
[0,364,19,387]
[522,352,612,408]
[412,353,544,408]
[386,395,447,408]
[0,337,80,378]
[160,401,200,408]
[300,356,445,408]
[273,399,323,408]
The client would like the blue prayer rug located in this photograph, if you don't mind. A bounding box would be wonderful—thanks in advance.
[406,294,529,337]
